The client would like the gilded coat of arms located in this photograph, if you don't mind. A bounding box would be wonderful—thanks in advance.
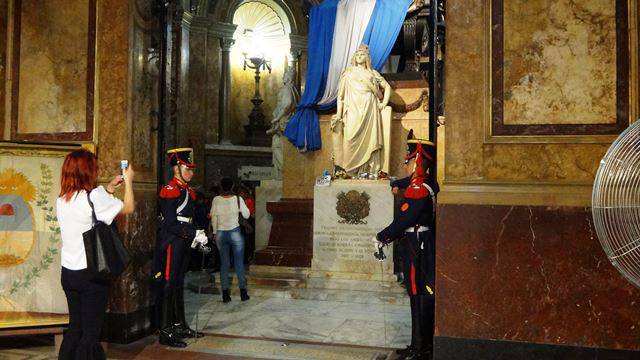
[336,190,370,224]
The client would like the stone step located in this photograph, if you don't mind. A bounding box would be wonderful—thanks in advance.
[226,286,410,306]
[249,265,398,282]
[304,277,405,293]
[248,271,307,289]
[246,268,405,293]
[186,271,409,305]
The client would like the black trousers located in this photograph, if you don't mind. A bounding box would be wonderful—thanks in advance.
[400,230,435,353]
[58,267,109,360]
[155,237,191,330]
[410,294,435,352]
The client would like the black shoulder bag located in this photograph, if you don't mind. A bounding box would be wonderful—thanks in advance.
[236,196,254,234]
[83,192,130,280]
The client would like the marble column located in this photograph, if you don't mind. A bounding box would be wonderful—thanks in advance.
[207,21,236,144]
[289,34,307,94]
[218,36,234,144]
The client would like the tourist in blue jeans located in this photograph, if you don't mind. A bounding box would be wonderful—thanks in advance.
[210,178,251,302]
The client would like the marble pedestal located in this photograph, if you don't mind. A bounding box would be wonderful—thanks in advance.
[312,180,394,280]
[254,199,314,267]
[255,180,282,252]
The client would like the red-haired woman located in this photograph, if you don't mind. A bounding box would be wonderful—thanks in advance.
[55,149,134,360]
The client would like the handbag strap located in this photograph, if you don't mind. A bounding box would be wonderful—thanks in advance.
[86,191,98,224]
[236,196,241,214]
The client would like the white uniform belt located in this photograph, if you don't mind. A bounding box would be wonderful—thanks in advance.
[405,226,429,233]
[177,216,192,223]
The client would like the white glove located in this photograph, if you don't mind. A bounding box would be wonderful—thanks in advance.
[371,236,384,251]
[191,230,208,248]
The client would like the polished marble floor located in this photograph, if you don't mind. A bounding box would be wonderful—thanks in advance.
[185,292,411,349]
[0,333,396,360]
[0,274,411,359]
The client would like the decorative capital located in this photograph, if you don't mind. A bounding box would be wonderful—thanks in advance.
[290,49,303,59]
[220,37,235,51]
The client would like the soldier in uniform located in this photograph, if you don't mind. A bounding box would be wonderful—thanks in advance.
[374,130,437,360]
[153,148,208,347]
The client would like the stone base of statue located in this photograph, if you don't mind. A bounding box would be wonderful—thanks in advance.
[254,199,314,267]
[312,179,394,278]
[255,179,282,252]
[247,179,404,304]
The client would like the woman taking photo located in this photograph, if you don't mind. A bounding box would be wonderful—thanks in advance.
[210,177,250,302]
[56,149,135,359]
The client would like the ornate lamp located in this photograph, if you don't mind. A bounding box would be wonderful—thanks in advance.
[243,52,272,137]
[239,30,272,146]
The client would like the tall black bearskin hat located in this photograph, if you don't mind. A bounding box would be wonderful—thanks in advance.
[404,129,435,165]
[167,147,196,168]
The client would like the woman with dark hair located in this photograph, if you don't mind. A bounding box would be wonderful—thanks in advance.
[55,149,135,359]
[210,177,250,302]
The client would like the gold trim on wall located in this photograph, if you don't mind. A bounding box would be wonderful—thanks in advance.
[483,0,639,144]
[439,180,593,207]
[0,142,83,156]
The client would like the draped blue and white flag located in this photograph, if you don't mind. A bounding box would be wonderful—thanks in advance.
[284,0,411,151]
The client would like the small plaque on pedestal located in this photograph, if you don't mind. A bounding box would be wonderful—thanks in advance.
[313,179,394,278]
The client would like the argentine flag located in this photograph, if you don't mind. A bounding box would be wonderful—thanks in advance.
[285,0,412,151]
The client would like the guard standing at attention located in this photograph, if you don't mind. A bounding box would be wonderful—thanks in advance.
[153,148,208,347]
[374,130,437,360]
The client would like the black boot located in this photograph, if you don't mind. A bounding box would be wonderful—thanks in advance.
[397,345,415,357]
[405,295,434,360]
[176,325,204,339]
[174,290,204,338]
[240,289,250,301]
[399,296,418,357]
[159,327,187,348]
[404,347,433,360]
[222,289,231,303]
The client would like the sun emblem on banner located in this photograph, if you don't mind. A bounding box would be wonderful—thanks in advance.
[336,190,370,225]
[0,169,36,267]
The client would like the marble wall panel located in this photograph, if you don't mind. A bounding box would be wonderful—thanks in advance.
[180,30,208,184]
[443,0,485,182]
[96,0,128,178]
[445,0,626,185]
[97,0,158,339]
[108,186,157,314]
[436,204,640,351]
[129,0,159,182]
[502,0,616,126]
[14,0,92,138]
[0,0,7,139]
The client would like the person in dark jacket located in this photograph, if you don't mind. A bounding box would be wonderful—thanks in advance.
[153,148,207,347]
[374,130,437,360]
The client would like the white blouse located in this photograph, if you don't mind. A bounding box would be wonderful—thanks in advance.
[56,186,123,270]
[210,195,250,233]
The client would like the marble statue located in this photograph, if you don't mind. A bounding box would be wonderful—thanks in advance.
[267,66,300,179]
[331,44,391,178]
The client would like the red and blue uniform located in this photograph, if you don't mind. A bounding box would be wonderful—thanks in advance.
[376,130,436,358]
[153,147,201,347]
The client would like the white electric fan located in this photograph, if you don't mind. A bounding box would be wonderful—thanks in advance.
[593,120,640,288]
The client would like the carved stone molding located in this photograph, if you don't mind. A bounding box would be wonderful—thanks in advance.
[389,89,428,113]
[207,21,237,40]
